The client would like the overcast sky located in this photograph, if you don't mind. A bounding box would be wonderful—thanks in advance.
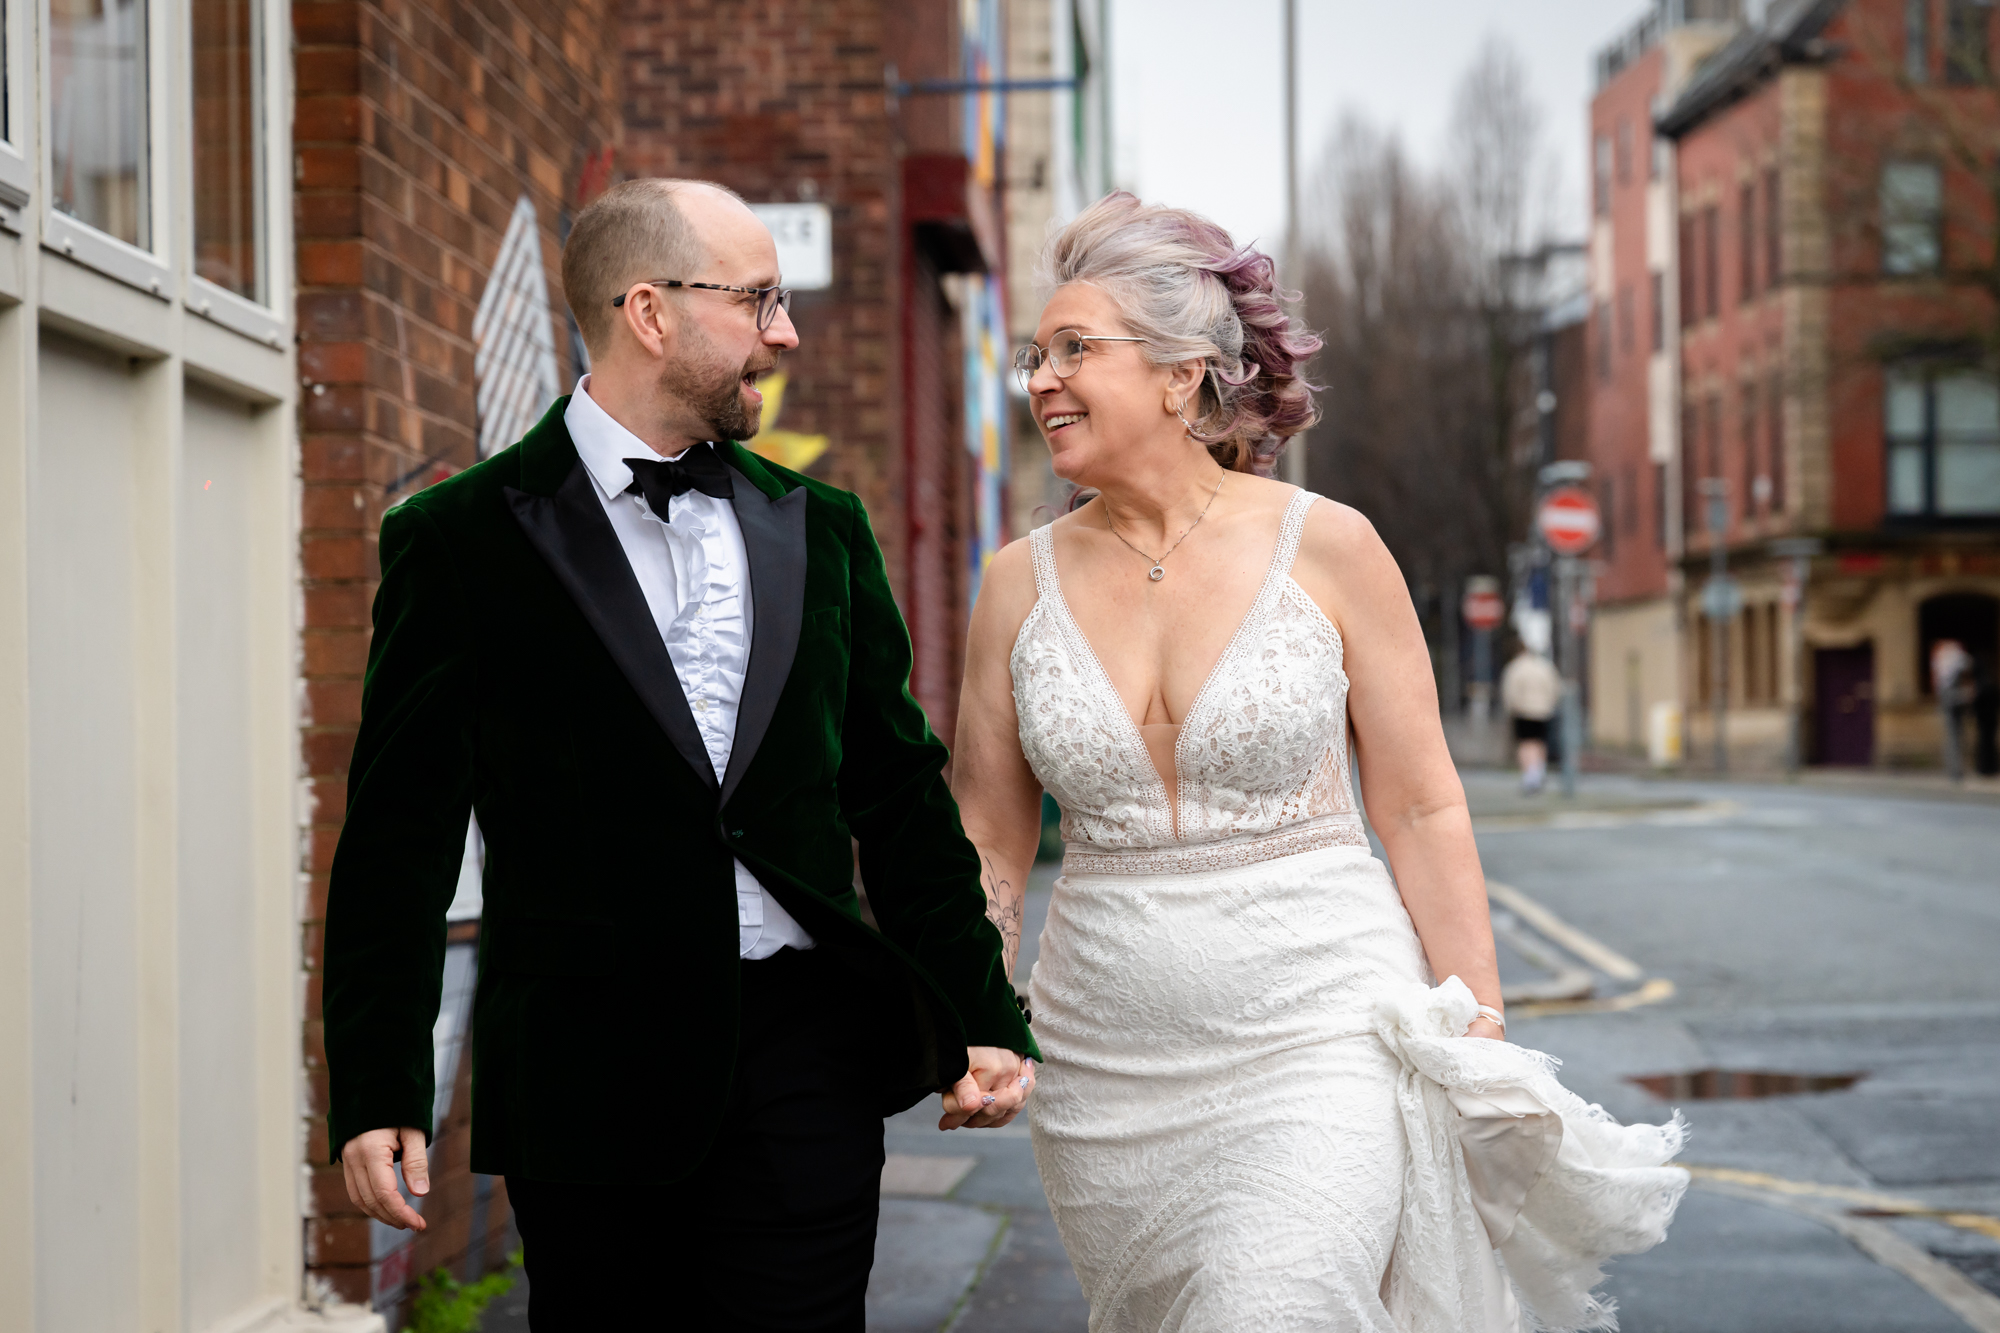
[1106,0,1642,254]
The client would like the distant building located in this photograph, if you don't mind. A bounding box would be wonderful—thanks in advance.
[1657,0,2000,767]
[1004,0,1114,539]
[1583,0,1743,757]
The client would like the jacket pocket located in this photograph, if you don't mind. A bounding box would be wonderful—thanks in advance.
[485,917,619,977]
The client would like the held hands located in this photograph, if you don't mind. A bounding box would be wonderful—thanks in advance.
[938,1045,1036,1130]
[340,1127,431,1231]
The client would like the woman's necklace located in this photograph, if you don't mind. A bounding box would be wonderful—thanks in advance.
[1105,472,1225,582]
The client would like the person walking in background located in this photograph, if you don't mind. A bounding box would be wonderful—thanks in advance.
[1932,638,1975,783]
[1974,665,2000,779]
[322,178,1034,1332]
[1500,636,1563,794]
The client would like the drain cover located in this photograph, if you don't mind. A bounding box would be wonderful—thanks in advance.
[1627,1068,1865,1100]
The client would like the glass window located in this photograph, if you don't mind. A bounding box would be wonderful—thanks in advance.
[1946,0,1993,83]
[1594,136,1611,216]
[191,0,263,300]
[1886,367,2000,516]
[1889,443,1928,513]
[1936,373,2000,513]
[50,0,150,248]
[1881,161,1942,274]
[1908,0,1932,81]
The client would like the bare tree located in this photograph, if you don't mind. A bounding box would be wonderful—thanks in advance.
[1300,37,1558,680]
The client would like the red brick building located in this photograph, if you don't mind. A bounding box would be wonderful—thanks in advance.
[1657,0,2000,767]
[1583,2,1740,759]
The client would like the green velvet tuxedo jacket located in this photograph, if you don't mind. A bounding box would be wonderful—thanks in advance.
[323,399,1036,1182]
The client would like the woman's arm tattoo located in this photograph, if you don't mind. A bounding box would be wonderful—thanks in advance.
[981,853,1022,975]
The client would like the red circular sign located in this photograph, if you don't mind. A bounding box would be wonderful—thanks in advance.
[1537,485,1601,555]
[1462,589,1505,632]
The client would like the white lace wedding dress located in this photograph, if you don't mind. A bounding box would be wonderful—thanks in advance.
[1010,490,1687,1333]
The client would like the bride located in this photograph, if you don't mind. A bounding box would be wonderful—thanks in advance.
[947,192,1687,1332]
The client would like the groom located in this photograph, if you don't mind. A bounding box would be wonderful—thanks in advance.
[324,178,1037,1330]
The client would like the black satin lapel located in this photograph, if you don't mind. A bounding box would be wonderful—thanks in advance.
[722,474,809,806]
[506,466,718,791]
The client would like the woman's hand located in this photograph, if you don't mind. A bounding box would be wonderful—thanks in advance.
[938,1046,1037,1130]
[1464,1015,1506,1041]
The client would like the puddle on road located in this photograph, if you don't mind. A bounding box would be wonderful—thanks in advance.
[1628,1068,1866,1100]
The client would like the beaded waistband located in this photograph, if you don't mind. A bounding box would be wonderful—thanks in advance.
[1062,815,1370,878]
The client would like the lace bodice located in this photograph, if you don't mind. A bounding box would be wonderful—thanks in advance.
[1010,489,1358,856]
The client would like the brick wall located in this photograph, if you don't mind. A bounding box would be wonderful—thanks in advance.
[619,0,906,558]
[292,0,621,1307]
[618,0,987,736]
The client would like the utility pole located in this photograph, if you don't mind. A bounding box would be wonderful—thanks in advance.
[1281,0,1306,487]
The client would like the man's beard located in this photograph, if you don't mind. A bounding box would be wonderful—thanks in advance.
[664,320,773,443]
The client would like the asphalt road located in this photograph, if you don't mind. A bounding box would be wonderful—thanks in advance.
[867,770,2000,1332]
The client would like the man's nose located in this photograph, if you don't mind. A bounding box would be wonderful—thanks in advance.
[764,303,801,351]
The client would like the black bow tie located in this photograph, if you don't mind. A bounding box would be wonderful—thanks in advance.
[624,446,735,510]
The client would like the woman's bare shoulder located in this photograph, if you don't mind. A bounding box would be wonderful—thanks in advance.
[1294,496,1404,619]
[968,531,1044,650]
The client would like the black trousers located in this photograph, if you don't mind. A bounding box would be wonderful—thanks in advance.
[508,947,886,1331]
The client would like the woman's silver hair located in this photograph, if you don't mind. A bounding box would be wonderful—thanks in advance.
[1042,191,1322,475]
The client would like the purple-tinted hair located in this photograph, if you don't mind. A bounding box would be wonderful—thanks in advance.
[1042,191,1322,475]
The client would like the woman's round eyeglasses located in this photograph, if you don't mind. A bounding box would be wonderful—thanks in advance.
[1013,329,1147,392]
[613,280,794,331]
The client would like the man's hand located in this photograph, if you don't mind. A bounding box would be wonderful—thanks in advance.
[938,1046,1036,1130]
[340,1127,430,1231]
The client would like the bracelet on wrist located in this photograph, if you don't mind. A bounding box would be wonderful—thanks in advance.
[1473,1004,1506,1033]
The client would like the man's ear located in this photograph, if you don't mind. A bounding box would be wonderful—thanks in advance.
[619,285,674,361]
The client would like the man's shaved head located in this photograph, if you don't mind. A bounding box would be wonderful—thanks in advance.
[560,178,749,353]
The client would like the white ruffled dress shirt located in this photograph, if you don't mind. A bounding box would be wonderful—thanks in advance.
[565,377,814,959]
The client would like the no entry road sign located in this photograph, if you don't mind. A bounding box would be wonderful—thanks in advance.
[1537,486,1601,555]
[1462,587,1505,632]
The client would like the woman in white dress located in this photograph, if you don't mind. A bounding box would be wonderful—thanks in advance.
[947,192,1687,1333]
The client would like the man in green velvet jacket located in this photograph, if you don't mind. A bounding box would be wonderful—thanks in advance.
[325,179,1037,1330]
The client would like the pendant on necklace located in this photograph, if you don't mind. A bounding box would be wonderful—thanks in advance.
[1148,565,1166,582]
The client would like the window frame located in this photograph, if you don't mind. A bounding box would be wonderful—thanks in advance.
[1884,363,2000,521]
[1945,0,1994,84]
[1739,180,1757,301]
[39,0,172,298]
[1908,0,1933,81]
[185,0,286,344]
[0,0,34,217]
[1880,158,1944,276]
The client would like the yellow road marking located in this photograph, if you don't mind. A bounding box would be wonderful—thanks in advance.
[1689,1165,2000,1242]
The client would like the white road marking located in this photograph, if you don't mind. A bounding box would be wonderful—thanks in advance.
[1487,880,1645,982]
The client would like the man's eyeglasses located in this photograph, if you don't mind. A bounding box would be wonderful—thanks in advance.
[1013,329,1147,392]
[613,280,794,331]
